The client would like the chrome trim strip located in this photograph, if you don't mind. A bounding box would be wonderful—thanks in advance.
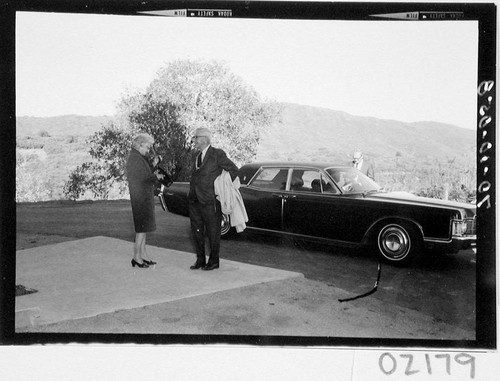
[424,237,452,243]
[424,236,476,244]
[245,226,358,246]
[453,235,477,241]
[245,225,476,245]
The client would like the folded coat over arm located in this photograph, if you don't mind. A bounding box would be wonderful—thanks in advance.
[214,170,249,232]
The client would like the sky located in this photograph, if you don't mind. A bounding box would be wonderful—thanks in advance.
[16,11,478,129]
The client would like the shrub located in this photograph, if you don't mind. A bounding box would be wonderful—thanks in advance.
[16,153,53,202]
[16,136,44,149]
[63,125,131,200]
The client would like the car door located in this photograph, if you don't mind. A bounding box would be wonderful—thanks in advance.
[241,167,290,232]
[326,167,380,242]
[283,168,345,239]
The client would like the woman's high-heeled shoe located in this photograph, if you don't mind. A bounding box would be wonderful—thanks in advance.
[131,259,149,268]
[142,259,157,265]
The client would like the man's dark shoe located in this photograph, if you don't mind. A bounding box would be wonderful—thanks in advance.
[190,261,206,270]
[202,263,219,271]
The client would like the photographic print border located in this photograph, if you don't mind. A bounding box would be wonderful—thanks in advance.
[0,0,496,350]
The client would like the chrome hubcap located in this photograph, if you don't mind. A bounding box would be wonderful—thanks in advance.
[378,225,410,260]
[221,214,231,236]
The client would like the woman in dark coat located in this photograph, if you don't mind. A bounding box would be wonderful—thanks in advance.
[126,133,164,268]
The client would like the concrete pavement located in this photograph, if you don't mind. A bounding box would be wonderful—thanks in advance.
[15,236,303,329]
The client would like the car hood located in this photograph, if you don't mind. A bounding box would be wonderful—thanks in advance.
[368,191,476,215]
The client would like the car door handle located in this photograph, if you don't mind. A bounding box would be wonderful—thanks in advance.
[272,194,296,200]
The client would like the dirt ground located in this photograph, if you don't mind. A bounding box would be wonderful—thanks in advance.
[15,272,472,341]
[14,201,476,343]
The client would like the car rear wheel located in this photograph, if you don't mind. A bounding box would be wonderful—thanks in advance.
[376,223,422,265]
[220,213,234,239]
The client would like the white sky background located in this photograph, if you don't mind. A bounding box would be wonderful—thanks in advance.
[16,11,478,129]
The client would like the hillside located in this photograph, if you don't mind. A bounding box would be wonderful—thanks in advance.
[17,104,476,167]
[256,103,476,169]
[16,115,114,136]
[15,104,476,201]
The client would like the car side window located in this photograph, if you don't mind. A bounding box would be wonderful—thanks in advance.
[290,169,340,194]
[250,168,288,190]
[321,174,340,194]
[290,170,316,192]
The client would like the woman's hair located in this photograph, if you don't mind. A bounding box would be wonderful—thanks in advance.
[131,133,154,150]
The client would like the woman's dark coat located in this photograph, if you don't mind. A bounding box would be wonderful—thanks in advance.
[126,148,157,233]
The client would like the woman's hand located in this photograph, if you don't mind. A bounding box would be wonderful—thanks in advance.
[152,155,161,167]
[155,170,165,180]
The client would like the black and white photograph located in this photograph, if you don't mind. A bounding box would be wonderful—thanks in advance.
[0,0,497,379]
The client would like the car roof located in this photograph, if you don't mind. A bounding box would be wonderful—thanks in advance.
[243,161,351,171]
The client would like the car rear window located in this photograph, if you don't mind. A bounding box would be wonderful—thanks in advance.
[238,166,259,185]
[250,168,288,190]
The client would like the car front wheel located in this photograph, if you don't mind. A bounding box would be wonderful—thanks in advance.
[376,223,422,265]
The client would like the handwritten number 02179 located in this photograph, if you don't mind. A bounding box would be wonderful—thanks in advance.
[378,352,475,378]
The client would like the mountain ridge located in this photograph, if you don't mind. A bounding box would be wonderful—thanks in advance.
[256,103,475,168]
[16,103,475,168]
[16,115,114,137]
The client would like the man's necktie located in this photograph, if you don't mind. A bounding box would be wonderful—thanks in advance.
[197,153,202,168]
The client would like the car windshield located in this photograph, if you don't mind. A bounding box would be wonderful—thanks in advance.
[326,167,382,194]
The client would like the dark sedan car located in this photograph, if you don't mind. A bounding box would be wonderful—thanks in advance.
[163,162,476,266]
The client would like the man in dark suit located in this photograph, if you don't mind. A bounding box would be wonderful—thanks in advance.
[352,150,375,181]
[188,128,239,271]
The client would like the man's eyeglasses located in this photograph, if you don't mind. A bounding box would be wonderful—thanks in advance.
[192,135,206,139]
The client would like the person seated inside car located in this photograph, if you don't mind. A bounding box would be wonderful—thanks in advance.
[323,181,336,192]
[311,179,322,192]
[332,171,356,192]
[290,176,304,191]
